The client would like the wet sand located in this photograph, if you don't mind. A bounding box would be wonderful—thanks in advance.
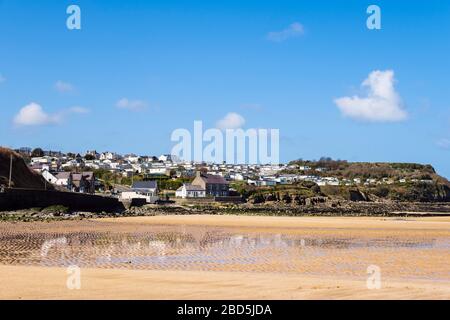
[0,215,449,300]
[1,265,449,300]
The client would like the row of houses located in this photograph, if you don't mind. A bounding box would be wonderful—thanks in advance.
[117,172,230,202]
[41,170,96,193]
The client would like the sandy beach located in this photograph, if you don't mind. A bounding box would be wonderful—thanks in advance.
[0,215,449,300]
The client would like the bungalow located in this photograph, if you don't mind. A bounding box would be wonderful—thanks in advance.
[120,180,159,204]
[175,184,206,199]
[131,181,158,196]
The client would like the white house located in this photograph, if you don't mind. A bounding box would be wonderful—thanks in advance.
[54,172,73,190]
[120,181,159,204]
[248,179,277,187]
[100,152,118,161]
[122,169,134,178]
[175,184,206,199]
[158,154,180,163]
[30,163,50,173]
[125,155,140,163]
[316,177,340,186]
[41,169,58,184]
[147,167,168,175]
[40,170,73,190]
[131,163,144,174]
[230,173,245,181]
[121,192,159,203]
[31,156,52,165]
[121,191,159,203]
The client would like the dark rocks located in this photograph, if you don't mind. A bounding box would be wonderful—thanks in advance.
[348,189,370,202]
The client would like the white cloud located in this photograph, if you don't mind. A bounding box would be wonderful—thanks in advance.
[54,80,75,93]
[216,112,246,130]
[334,70,408,122]
[14,103,61,126]
[116,98,148,111]
[13,103,89,127]
[437,138,450,149]
[267,22,304,42]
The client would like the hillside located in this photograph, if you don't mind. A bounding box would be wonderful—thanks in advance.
[0,147,51,190]
[235,159,450,203]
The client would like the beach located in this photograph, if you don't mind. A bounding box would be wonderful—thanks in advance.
[0,215,449,300]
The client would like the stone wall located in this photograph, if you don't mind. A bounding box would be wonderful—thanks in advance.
[0,188,122,212]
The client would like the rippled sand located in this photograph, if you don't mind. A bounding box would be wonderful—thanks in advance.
[0,215,449,299]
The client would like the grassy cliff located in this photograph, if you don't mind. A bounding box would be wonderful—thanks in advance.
[0,147,51,190]
[258,160,450,203]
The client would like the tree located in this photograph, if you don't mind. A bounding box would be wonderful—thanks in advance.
[31,148,44,157]
[84,154,96,161]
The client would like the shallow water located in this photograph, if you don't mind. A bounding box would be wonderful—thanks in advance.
[0,224,449,281]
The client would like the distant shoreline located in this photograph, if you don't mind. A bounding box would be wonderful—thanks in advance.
[1,200,450,222]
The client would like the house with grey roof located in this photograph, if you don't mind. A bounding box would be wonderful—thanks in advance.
[175,184,206,199]
[191,172,229,197]
[120,180,159,203]
[131,181,158,195]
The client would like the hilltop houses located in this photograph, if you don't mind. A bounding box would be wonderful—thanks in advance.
[26,148,437,204]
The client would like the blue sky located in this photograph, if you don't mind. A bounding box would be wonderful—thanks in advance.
[0,0,449,177]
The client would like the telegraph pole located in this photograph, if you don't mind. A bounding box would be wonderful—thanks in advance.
[8,154,13,188]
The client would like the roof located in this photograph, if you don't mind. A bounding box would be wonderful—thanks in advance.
[132,181,157,189]
[199,174,229,185]
[182,184,205,191]
[55,172,71,179]
[71,173,83,181]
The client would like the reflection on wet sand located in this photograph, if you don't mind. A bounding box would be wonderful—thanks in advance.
[0,222,448,282]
